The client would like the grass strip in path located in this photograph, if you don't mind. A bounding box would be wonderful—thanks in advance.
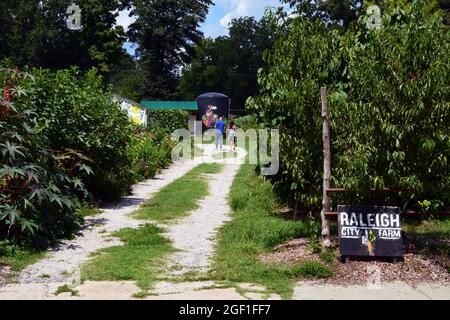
[0,249,45,273]
[134,163,223,222]
[81,225,173,290]
[210,164,332,299]
[82,163,224,291]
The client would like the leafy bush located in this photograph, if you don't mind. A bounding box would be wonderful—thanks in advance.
[0,64,177,249]
[234,115,260,131]
[248,1,449,211]
[0,67,91,248]
[10,66,134,201]
[147,110,189,134]
[127,129,174,182]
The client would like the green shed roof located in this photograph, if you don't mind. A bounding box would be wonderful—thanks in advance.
[141,100,198,111]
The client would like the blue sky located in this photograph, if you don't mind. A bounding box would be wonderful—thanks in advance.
[200,0,286,38]
[118,0,287,55]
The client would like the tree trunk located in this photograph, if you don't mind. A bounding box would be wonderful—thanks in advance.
[321,87,331,248]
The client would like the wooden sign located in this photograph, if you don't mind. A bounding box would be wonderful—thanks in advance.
[338,206,403,258]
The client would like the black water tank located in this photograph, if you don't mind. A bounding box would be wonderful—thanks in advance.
[196,92,231,130]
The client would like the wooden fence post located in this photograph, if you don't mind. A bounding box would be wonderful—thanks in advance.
[321,87,331,248]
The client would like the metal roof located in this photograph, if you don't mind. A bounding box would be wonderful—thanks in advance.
[141,100,198,111]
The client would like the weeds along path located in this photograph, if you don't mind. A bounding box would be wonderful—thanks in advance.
[18,159,199,286]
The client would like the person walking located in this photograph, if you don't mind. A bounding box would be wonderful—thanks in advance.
[228,120,236,151]
[215,116,226,151]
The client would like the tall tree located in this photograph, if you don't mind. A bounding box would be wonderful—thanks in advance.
[281,0,363,27]
[128,0,212,100]
[0,0,127,73]
[177,16,276,113]
[109,53,148,102]
[282,0,450,27]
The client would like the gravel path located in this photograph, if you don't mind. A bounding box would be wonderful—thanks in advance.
[18,159,199,285]
[152,144,245,295]
[160,164,238,276]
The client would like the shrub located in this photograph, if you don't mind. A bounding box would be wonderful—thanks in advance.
[147,110,189,135]
[0,67,91,248]
[234,115,260,131]
[10,66,134,201]
[127,129,174,182]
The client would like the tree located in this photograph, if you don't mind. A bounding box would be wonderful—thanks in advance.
[177,16,276,114]
[0,0,127,74]
[281,0,450,27]
[128,0,212,100]
[108,53,148,102]
[248,0,449,214]
[281,0,364,27]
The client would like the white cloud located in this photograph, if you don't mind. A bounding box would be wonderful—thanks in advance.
[218,0,282,28]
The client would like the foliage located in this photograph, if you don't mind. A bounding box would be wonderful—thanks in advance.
[331,1,450,208]
[0,240,45,271]
[248,1,449,211]
[0,67,91,248]
[178,17,276,113]
[248,14,336,208]
[128,0,213,99]
[127,130,174,182]
[108,54,147,102]
[11,65,135,202]
[234,115,260,131]
[403,218,450,239]
[147,110,189,135]
[0,0,127,74]
[281,0,364,27]
[1,61,178,251]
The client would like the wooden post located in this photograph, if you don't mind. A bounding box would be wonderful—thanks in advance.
[321,87,331,248]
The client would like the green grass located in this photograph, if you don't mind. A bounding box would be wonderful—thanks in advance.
[76,203,102,218]
[82,225,174,290]
[134,163,223,222]
[55,284,79,296]
[403,218,450,240]
[0,245,46,272]
[209,164,331,299]
[289,260,333,278]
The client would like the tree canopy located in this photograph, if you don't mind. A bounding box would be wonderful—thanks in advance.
[128,0,212,100]
[248,0,450,210]
[0,0,127,74]
[177,16,276,114]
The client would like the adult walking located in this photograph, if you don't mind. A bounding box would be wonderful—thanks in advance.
[215,116,226,151]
